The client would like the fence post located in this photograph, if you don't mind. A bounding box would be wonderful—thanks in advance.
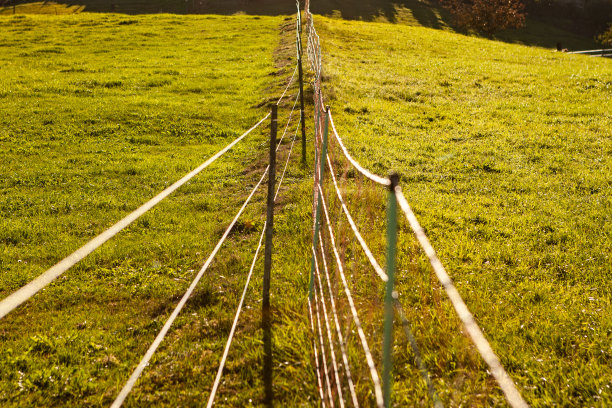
[262,104,277,406]
[382,173,399,408]
[296,1,306,167]
[308,106,329,299]
[263,104,277,309]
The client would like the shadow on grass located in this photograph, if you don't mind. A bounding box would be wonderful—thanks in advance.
[5,0,598,49]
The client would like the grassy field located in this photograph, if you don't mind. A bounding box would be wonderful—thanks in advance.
[315,14,611,407]
[0,2,610,408]
[0,11,320,407]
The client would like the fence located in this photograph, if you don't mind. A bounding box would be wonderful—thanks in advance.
[0,1,532,406]
[0,22,306,404]
[303,0,528,407]
[567,48,612,58]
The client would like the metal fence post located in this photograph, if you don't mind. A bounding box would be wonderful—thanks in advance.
[308,106,329,299]
[382,173,399,408]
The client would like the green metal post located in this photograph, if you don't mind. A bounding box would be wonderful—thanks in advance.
[308,106,329,300]
[382,173,399,408]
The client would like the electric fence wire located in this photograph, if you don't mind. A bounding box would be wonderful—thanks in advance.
[277,63,299,104]
[394,188,528,408]
[328,111,390,187]
[313,249,345,407]
[113,104,299,407]
[111,161,271,408]
[325,154,387,282]
[206,115,300,406]
[317,183,385,408]
[0,113,271,321]
[313,261,336,408]
[304,10,527,403]
[308,298,327,407]
[393,291,444,408]
[317,239,360,408]
[206,225,266,408]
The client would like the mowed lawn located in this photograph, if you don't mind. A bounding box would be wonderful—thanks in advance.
[314,15,611,407]
[0,12,318,407]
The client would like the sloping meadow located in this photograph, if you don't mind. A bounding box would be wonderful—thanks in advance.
[0,12,318,407]
[315,16,611,407]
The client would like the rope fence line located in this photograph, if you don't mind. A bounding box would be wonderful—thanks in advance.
[207,111,301,405]
[325,154,387,282]
[308,298,328,407]
[313,248,345,407]
[317,183,385,408]
[111,158,271,408]
[313,265,336,408]
[317,240,360,408]
[114,80,306,406]
[0,112,271,321]
[206,225,266,408]
[277,63,299,104]
[304,3,528,407]
[395,188,528,408]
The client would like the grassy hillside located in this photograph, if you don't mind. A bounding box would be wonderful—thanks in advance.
[316,14,611,407]
[0,4,610,408]
[0,11,319,407]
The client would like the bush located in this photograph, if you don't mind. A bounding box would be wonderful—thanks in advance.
[597,24,612,47]
[442,0,527,35]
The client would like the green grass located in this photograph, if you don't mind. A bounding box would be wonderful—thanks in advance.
[0,4,610,408]
[315,14,612,407]
[0,11,319,407]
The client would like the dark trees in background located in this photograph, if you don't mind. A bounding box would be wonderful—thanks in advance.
[441,0,527,35]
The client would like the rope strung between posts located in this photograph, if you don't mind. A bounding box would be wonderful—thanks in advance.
[394,188,528,408]
[308,298,328,407]
[206,226,266,408]
[277,63,299,104]
[186,101,305,407]
[0,113,271,321]
[328,111,390,187]
[325,154,387,282]
[305,4,527,407]
[313,264,336,407]
[316,241,360,407]
[313,249,345,407]
[111,162,271,408]
[317,184,385,408]
[275,117,301,201]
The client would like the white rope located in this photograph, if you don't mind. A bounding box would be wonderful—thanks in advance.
[313,265,336,407]
[328,111,390,187]
[308,298,327,407]
[313,248,345,408]
[111,164,271,408]
[277,63,299,104]
[208,113,299,405]
[318,184,384,408]
[206,225,266,408]
[0,112,271,321]
[326,155,388,282]
[317,240,360,408]
[395,188,528,408]
[275,117,301,201]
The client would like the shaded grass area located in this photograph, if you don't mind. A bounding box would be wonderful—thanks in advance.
[0,12,318,407]
[314,14,611,407]
[3,0,599,49]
